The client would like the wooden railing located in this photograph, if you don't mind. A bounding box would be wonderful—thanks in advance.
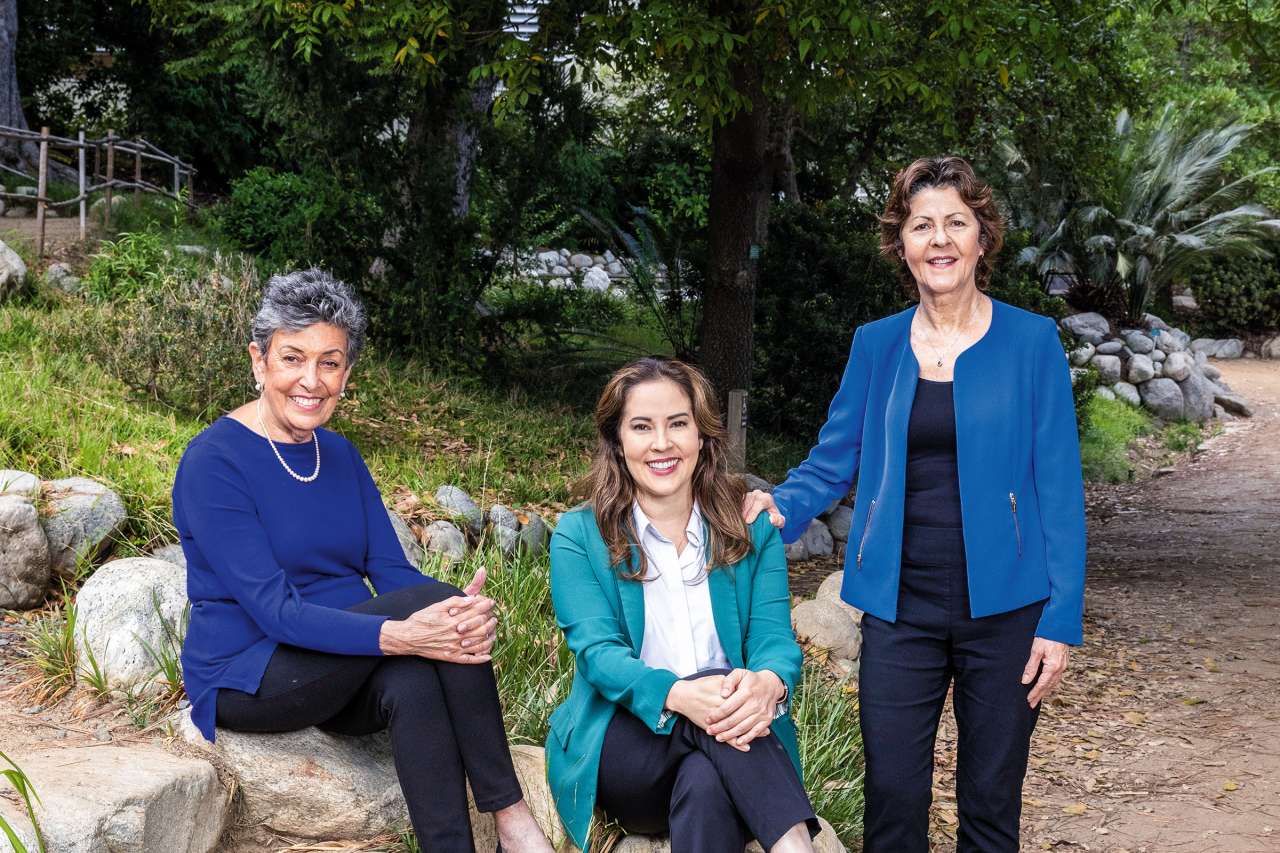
[0,125,196,257]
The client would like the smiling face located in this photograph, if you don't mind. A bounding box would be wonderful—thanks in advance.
[900,185,984,298]
[249,322,352,443]
[618,378,703,508]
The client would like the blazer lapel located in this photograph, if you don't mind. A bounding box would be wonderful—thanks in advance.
[709,565,744,669]
[614,544,646,652]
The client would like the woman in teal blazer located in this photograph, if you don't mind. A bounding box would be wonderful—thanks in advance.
[547,358,819,853]
[746,156,1086,852]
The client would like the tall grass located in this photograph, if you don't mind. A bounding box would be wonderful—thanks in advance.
[1079,395,1151,483]
[0,750,45,853]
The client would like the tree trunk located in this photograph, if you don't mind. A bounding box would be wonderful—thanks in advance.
[769,101,800,203]
[0,0,37,168]
[700,59,772,401]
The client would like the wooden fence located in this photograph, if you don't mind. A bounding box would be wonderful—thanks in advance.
[0,125,196,258]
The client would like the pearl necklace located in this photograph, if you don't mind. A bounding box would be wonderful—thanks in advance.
[256,398,320,483]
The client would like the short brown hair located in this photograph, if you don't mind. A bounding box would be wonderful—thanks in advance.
[578,357,751,580]
[879,155,1005,295]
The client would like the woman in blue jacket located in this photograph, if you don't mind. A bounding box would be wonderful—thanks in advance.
[547,358,819,853]
[746,156,1086,852]
[174,270,554,853]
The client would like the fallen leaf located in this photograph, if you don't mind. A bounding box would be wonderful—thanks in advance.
[1223,780,1239,792]
[1123,711,1147,725]
[1182,696,1206,705]
[1063,802,1088,815]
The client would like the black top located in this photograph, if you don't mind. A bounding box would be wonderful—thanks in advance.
[904,378,964,528]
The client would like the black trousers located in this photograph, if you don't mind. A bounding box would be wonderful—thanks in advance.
[859,525,1044,853]
[595,669,819,853]
[216,581,523,853]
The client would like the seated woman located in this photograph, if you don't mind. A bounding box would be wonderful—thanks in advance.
[175,269,554,853]
[546,357,820,853]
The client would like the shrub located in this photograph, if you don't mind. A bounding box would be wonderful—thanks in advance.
[1079,394,1150,483]
[1189,254,1280,337]
[83,229,173,302]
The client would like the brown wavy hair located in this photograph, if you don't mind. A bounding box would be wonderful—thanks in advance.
[879,155,1005,296]
[578,357,752,580]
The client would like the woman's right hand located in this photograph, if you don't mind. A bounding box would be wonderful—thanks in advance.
[664,675,749,752]
[379,568,498,663]
[741,489,785,529]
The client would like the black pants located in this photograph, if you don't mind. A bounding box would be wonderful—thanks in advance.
[595,669,819,853]
[216,581,523,853]
[859,525,1044,853]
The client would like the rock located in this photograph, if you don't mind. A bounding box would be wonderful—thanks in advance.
[74,557,187,692]
[1172,293,1199,312]
[1094,340,1124,355]
[1215,339,1244,359]
[1194,350,1209,368]
[1090,354,1122,384]
[1177,370,1216,423]
[0,238,27,300]
[1122,330,1155,354]
[569,253,594,269]
[43,261,81,294]
[0,496,51,610]
[178,710,563,848]
[1162,350,1194,381]
[2,208,28,218]
[1060,312,1109,344]
[1126,353,1155,383]
[742,473,773,493]
[1150,348,1166,362]
[791,599,861,662]
[88,194,127,224]
[1094,386,1116,401]
[784,539,809,562]
[606,261,624,276]
[149,543,188,569]
[1139,378,1185,421]
[15,186,36,197]
[1069,343,1095,366]
[434,485,483,535]
[1165,328,1191,352]
[40,476,127,578]
[581,267,611,292]
[1215,391,1254,418]
[493,525,520,557]
[489,504,520,531]
[0,746,227,853]
[825,506,853,542]
[799,519,834,558]
[0,469,38,498]
[1261,335,1280,359]
[816,571,864,624]
[1152,361,1164,378]
[387,510,425,569]
[551,264,572,277]
[1112,382,1140,407]
[536,250,561,267]
[518,512,550,554]
[1213,403,1232,420]
[1201,362,1221,380]
[1190,338,1219,355]
[1141,313,1172,332]
[423,520,467,562]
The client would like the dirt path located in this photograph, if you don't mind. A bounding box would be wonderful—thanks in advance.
[925,358,1280,853]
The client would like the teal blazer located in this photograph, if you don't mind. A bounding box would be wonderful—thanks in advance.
[546,507,804,851]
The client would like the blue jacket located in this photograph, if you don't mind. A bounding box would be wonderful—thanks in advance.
[546,508,803,851]
[772,299,1086,645]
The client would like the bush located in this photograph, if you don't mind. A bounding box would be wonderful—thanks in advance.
[83,229,173,302]
[215,167,382,282]
[1079,394,1150,483]
[1189,254,1280,336]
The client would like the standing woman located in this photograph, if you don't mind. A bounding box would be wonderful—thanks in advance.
[546,358,820,853]
[744,156,1086,852]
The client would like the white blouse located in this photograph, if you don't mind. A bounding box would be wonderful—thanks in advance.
[633,501,731,678]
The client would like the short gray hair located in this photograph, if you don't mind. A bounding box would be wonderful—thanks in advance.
[251,269,368,364]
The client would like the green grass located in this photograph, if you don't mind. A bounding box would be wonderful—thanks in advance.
[0,749,46,853]
[1161,421,1204,452]
[1079,394,1152,483]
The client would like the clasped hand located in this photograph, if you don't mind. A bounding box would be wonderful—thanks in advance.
[379,568,498,663]
[667,669,784,752]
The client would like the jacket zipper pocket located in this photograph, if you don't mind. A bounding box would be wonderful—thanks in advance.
[1009,492,1023,557]
[857,499,877,570]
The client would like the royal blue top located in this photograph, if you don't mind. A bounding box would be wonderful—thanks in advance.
[173,417,429,742]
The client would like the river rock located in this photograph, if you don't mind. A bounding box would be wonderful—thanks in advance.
[1216,339,1245,359]
[1139,378,1185,421]
[791,598,861,662]
[581,267,611,292]
[0,238,27,301]
[816,570,864,625]
[150,543,188,569]
[518,511,550,554]
[1202,362,1221,380]
[423,520,467,562]
[1141,313,1172,332]
[825,505,853,542]
[1261,335,1280,359]
[489,504,520,531]
[388,510,425,569]
[1172,293,1199,312]
[0,469,38,498]
[1069,343,1095,366]
[569,253,594,269]
[1162,350,1194,381]
[799,519,834,558]
[1127,353,1155,383]
[1150,348,1166,362]
[493,525,519,557]
[1162,328,1191,352]
[41,476,127,578]
[1122,330,1155,354]
[1094,386,1116,401]
[75,557,187,692]
[1094,340,1124,355]
[0,496,51,610]
[1060,312,1109,344]
[1090,354,1122,384]
[1112,381,1140,407]
[0,746,227,853]
[434,485,483,535]
[1177,370,1216,422]
[44,261,81,294]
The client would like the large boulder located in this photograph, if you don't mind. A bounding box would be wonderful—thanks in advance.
[387,509,425,568]
[816,571,864,625]
[40,477,127,578]
[1089,354,1122,385]
[1215,391,1254,418]
[825,506,853,542]
[1122,330,1155,355]
[1139,378,1185,421]
[74,557,187,692]
[178,712,564,848]
[0,747,227,853]
[435,485,483,535]
[798,519,834,559]
[609,816,846,853]
[0,496,51,610]
[1215,339,1245,359]
[1060,312,1109,345]
[791,598,861,662]
[1126,353,1155,384]
[1162,350,1194,382]
[1261,335,1280,359]
[423,520,468,562]
[1177,370,1216,422]
[0,469,39,498]
[0,238,27,301]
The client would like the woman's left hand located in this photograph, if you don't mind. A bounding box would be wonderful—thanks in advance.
[1022,637,1071,708]
[705,669,784,748]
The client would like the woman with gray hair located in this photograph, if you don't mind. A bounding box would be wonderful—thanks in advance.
[174,269,554,853]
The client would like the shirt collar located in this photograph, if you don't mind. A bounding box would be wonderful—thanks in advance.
[633,500,705,548]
